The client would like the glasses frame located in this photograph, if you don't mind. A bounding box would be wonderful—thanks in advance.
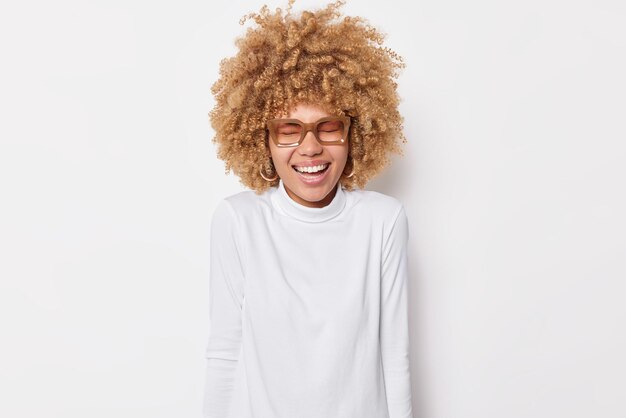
[266,116,351,148]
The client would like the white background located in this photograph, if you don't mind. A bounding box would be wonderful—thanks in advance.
[1,0,624,417]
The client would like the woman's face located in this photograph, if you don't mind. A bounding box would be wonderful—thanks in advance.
[268,102,349,208]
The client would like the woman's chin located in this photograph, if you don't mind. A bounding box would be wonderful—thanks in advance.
[284,175,338,207]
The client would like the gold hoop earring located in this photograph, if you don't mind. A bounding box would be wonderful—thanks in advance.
[343,156,355,178]
[259,160,278,182]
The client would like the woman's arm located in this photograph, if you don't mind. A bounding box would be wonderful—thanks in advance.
[380,205,414,418]
[203,200,245,418]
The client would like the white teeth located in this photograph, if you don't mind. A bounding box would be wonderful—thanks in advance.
[294,163,329,173]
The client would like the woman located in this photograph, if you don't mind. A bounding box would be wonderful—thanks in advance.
[204,1,413,417]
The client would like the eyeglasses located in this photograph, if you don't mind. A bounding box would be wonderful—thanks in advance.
[266,116,351,147]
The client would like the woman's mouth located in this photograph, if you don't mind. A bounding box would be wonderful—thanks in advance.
[292,163,331,184]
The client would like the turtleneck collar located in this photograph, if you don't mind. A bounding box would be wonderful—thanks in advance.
[271,178,347,223]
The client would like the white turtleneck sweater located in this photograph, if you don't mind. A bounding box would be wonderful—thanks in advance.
[203,179,413,418]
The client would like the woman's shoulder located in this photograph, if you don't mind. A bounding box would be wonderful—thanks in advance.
[212,188,273,220]
[223,189,265,207]
[347,187,406,219]
[347,188,409,244]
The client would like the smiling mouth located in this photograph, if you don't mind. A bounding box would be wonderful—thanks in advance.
[292,163,330,174]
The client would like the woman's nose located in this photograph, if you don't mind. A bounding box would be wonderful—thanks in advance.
[298,130,323,155]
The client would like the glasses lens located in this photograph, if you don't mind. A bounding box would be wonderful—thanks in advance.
[317,119,345,142]
[275,122,303,145]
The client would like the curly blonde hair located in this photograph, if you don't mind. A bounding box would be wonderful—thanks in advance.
[209,0,406,194]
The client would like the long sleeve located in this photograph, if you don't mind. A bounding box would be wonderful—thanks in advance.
[380,206,414,418]
[203,199,245,418]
